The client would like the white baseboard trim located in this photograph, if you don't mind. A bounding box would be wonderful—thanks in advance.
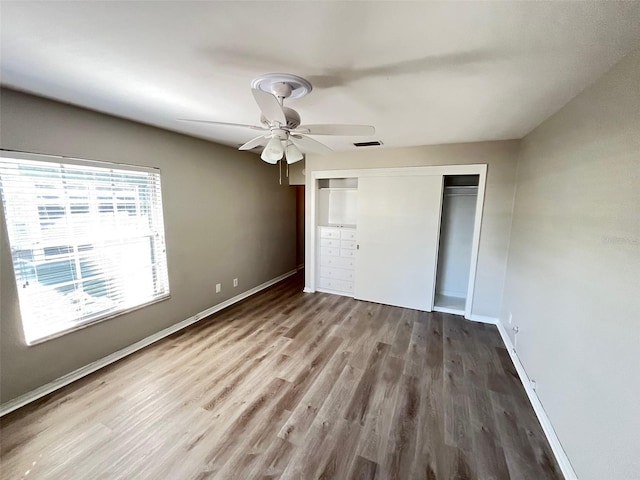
[302,287,314,293]
[467,314,499,324]
[493,321,578,480]
[315,287,353,298]
[434,305,465,316]
[0,269,298,417]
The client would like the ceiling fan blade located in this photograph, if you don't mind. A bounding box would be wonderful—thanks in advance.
[251,88,286,125]
[178,119,265,130]
[285,142,304,164]
[239,134,268,151]
[294,124,375,136]
[290,134,333,155]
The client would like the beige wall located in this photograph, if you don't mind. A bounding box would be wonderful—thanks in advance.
[305,141,520,318]
[502,48,640,479]
[288,160,305,186]
[0,89,297,404]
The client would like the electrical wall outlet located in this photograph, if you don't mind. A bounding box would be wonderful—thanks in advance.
[233,278,238,287]
[216,283,221,293]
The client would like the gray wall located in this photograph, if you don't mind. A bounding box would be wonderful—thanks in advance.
[501,48,640,479]
[305,141,520,318]
[0,89,297,404]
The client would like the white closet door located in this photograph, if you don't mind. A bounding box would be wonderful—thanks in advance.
[354,175,443,311]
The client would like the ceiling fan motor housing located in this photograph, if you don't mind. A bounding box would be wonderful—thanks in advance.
[272,128,288,140]
[283,107,301,129]
[271,82,293,99]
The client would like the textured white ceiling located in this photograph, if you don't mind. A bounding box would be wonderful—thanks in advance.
[2,1,640,151]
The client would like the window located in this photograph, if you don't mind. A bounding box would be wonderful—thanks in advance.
[0,152,170,344]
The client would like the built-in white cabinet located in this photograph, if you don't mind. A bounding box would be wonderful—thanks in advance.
[316,178,358,296]
[317,226,356,296]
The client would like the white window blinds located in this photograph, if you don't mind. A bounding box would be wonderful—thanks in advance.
[0,152,170,344]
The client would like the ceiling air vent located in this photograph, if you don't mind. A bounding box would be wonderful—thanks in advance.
[353,141,383,147]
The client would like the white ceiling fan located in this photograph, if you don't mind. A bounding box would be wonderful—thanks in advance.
[180,73,375,164]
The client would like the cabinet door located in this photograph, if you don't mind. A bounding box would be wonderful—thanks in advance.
[354,175,443,311]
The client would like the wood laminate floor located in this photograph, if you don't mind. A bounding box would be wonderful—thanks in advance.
[0,272,562,479]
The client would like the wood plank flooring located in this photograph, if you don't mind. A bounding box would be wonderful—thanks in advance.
[0,272,562,479]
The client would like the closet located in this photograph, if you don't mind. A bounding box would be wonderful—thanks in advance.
[308,165,485,317]
[316,178,357,296]
[433,175,479,315]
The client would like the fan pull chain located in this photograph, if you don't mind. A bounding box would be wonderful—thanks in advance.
[279,159,282,185]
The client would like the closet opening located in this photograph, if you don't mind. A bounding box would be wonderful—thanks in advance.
[317,177,358,228]
[433,175,479,315]
[316,177,358,296]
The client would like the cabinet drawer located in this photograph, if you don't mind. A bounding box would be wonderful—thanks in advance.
[319,227,341,239]
[340,229,357,240]
[320,238,340,248]
[320,246,340,257]
[319,255,354,269]
[319,277,354,293]
[340,249,356,258]
[320,266,354,281]
[340,240,356,250]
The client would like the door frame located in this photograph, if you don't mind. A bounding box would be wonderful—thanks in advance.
[304,164,487,319]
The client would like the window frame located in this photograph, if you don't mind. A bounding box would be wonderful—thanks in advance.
[0,150,171,345]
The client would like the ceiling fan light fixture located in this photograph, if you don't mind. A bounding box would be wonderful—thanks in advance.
[261,135,284,164]
[285,142,304,164]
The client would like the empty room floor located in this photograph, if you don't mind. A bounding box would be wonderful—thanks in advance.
[0,272,561,479]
